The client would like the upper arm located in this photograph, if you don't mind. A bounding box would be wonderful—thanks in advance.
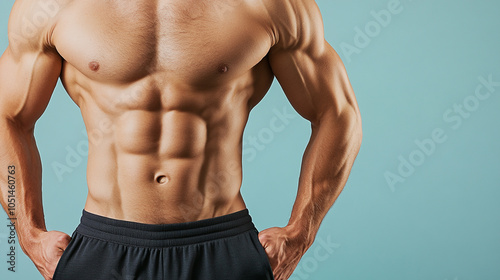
[0,0,62,130]
[267,0,360,125]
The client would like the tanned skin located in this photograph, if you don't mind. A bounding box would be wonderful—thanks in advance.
[0,0,362,279]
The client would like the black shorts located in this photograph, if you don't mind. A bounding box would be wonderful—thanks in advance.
[52,209,274,280]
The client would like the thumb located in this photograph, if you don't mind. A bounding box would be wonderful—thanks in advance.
[54,232,72,251]
[257,227,278,244]
[258,230,269,246]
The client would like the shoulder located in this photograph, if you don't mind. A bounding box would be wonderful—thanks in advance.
[7,0,72,55]
[261,0,324,51]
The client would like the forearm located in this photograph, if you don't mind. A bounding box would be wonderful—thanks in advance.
[0,117,46,253]
[287,108,362,244]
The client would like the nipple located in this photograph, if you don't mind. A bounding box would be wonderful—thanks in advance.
[217,63,229,74]
[156,175,170,184]
[89,61,100,72]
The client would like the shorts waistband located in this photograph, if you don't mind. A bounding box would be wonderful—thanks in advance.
[76,209,256,247]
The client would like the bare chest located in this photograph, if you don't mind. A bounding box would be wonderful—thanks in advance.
[53,0,272,86]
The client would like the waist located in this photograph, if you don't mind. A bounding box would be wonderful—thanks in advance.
[75,209,256,248]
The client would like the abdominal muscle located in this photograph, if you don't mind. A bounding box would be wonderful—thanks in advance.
[72,75,254,225]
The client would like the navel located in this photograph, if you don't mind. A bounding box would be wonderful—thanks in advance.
[89,61,100,72]
[155,174,170,184]
[217,63,229,74]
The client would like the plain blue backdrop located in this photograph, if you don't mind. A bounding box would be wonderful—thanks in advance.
[1,0,499,279]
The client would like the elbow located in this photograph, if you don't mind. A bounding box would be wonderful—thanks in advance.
[343,107,362,155]
[317,104,362,150]
[351,108,362,151]
[0,112,13,127]
[0,112,34,134]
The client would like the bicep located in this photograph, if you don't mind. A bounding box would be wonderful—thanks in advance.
[268,0,358,124]
[269,41,358,124]
[0,45,61,129]
[0,0,62,129]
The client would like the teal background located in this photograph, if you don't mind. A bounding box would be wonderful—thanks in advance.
[1,0,500,279]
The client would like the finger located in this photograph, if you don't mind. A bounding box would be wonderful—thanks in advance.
[56,234,71,250]
[259,236,273,251]
[258,231,267,244]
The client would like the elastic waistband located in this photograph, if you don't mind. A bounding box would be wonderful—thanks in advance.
[76,209,256,247]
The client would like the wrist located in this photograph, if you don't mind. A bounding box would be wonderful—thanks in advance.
[17,228,46,256]
[284,223,316,251]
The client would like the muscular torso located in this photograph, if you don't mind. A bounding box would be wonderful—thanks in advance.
[52,0,275,223]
